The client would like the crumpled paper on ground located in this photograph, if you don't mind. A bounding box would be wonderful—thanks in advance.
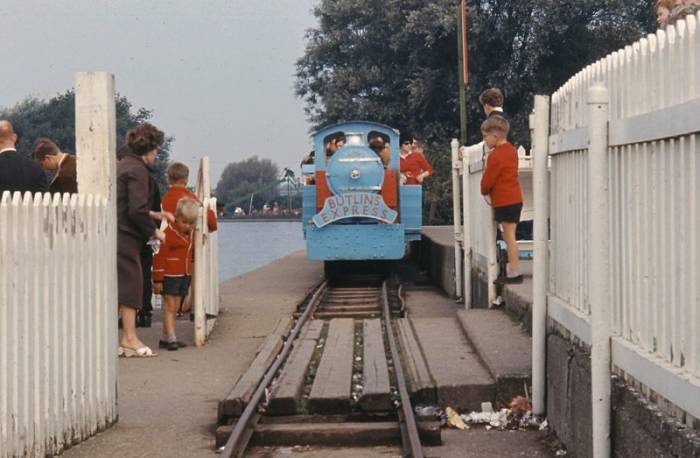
[446,407,469,430]
[461,408,510,428]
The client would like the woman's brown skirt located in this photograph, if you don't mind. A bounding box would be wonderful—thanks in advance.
[117,232,144,309]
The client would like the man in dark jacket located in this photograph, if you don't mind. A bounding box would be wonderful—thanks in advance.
[32,138,78,194]
[0,120,48,195]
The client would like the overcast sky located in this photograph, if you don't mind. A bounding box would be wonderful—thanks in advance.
[0,0,318,184]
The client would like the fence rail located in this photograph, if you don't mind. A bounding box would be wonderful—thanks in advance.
[0,191,118,457]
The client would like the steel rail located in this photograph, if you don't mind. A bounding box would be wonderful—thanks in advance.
[382,281,424,458]
[220,280,328,458]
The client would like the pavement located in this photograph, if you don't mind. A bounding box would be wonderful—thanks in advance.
[63,250,323,458]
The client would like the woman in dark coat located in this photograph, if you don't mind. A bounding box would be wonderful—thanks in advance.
[116,123,172,357]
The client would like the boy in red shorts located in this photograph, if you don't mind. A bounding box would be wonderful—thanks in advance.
[152,199,198,350]
[480,115,524,284]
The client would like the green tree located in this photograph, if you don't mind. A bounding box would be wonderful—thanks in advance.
[215,156,280,212]
[0,91,173,191]
[296,0,655,223]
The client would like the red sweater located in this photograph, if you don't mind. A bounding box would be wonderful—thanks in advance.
[480,142,523,208]
[152,223,194,281]
[400,152,433,185]
[161,186,218,232]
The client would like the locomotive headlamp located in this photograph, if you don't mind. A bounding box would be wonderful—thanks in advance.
[345,132,363,145]
[350,169,361,180]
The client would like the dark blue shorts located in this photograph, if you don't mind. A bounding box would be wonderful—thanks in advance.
[493,203,522,223]
[163,275,191,298]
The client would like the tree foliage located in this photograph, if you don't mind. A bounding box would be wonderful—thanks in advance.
[215,156,280,211]
[296,0,655,223]
[0,91,173,190]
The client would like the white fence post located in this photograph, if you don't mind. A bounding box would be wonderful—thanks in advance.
[451,138,463,300]
[487,210,498,306]
[75,72,117,202]
[461,148,472,309]
[588,83,611,458]
[193,205,207,347]
[193,157,219,345]
[531,95,550,416]
[73,71,119,429]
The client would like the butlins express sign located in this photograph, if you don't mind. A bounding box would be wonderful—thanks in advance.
[312,193,397,228]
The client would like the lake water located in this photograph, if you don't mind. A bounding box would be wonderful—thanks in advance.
[216,221,306,281]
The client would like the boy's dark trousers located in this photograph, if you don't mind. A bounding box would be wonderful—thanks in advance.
[137,247,154,327]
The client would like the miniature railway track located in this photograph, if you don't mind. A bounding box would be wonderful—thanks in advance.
[219,276,428,458]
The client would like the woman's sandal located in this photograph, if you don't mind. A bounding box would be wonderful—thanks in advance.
[121,346,157,358]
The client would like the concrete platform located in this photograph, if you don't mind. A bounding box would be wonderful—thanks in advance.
[418,226,458,298]
[63,250,323,458]
[411,317,495,412]
[457,309,532,403]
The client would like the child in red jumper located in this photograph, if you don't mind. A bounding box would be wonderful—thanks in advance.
[161,162,217,232]
[161,162,218,318]
[152,199,198,350]
[480,115,524,284]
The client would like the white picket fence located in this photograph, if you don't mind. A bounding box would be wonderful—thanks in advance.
[545,11,700,407]
[0,191,118,457]
[193,157,220,346]
[451,12,700,454]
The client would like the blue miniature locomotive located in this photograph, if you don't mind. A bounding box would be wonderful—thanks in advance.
[302,121,422,262]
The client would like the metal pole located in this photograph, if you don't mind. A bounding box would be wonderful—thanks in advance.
[451,139,463,300]
[457,3,468,145]
[588,83,611,458]
[531,95,550,416]
[462,149,472,309]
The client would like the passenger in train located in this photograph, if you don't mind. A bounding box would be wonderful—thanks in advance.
[479,115,524,285]
[301,150,316,184]
[399,132,432,185]
[324,134,346,162]
[152,198,198,351]
[368,136,391,166]
[32,138,78,194]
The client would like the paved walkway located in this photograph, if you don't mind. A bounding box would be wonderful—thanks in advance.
[64,251,323,458]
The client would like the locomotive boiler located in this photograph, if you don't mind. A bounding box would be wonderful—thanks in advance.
[301,121,422,268]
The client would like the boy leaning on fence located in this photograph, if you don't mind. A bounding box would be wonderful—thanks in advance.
[152,198,198,351]
[479,115,524,285]
[159,162,218,318]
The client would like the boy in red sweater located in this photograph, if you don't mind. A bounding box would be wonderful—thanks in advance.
[480,115,524,284]
[161,162,218,232]
[161,162,218,318]
[152,199,198,350]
